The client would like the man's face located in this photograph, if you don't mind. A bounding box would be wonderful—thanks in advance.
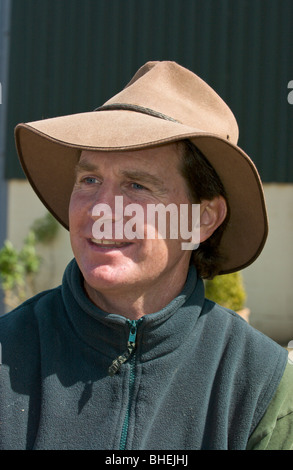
[69,143,194,305]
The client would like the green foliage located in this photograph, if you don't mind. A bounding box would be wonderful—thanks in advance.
[205,271,246,312]
[0,211,59,310]
[0,231,41,308]
[30,211,59,243]
[19,231,41,274]
[0,240,24,291]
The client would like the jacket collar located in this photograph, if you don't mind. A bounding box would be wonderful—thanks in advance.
[62,259,204,361]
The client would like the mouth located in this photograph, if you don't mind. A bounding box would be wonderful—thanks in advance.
[89,238,132,249]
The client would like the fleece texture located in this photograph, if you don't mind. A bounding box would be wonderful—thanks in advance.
[0,259,288,450]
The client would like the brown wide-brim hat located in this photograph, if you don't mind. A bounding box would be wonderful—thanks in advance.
[14,61,268,274]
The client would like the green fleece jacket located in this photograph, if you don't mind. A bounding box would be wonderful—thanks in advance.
[0,259,290,450]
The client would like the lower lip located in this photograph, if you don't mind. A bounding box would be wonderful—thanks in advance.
[87,239,134,252]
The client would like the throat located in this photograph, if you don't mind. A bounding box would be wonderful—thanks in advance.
[84,281,146,319]
[83,275,186,320]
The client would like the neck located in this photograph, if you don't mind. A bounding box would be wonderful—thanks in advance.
[84,270,189,320]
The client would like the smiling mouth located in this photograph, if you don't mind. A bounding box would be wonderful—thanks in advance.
[90,238,131,248]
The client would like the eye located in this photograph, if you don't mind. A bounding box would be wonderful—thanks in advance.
[131,182,147,191]
[81,176,99,185]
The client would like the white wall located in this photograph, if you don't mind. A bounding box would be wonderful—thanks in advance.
[5,180,293,345]
[242,184,293,345]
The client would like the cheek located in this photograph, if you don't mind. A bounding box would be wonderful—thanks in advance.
[68,197,80,233]
[141,238,175,264]
[69,192,90,228]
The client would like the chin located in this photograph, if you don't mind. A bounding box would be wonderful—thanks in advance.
[82,263,136,291]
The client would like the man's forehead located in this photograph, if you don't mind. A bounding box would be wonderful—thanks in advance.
[79,142,181,158]
[78,143,183,171]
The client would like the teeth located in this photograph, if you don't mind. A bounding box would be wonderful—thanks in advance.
[91,239,126,246]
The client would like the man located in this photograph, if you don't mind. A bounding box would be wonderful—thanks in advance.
[0,61,292,450]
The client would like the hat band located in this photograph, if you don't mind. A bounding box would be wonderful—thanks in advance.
[95,103,181,124]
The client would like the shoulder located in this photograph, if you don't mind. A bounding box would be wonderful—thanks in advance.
[201,298,288,431]
[0,285,62,323]
[0,286,62,356]
[202,298,284,354]
[204,299,288,379]
[203,298,281,349]
[200,297,288,375]
[247,361,293,450]
[0,286,63,399]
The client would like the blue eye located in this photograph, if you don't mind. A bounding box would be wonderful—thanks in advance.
[83,176,98,184]
[131,182,146,190]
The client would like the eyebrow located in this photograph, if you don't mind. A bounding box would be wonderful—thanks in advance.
[120,169,167,191]
[74,160,97,175]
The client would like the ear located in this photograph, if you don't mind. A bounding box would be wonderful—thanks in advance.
[199,196,227,243]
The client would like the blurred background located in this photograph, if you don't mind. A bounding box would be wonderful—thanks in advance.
[0,0,292,345]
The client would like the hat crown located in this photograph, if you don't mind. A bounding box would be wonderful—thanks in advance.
[105,61,239,144]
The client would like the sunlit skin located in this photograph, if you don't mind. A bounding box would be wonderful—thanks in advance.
[69,143,227,319]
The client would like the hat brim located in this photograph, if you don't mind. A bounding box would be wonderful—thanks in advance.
[14,109,268,274]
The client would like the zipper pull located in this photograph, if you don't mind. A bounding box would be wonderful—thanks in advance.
[108,320,141,377]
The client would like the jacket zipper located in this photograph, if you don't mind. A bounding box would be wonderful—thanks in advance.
[108,319,142,450]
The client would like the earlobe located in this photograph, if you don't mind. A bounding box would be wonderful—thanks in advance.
[199,196,227,243]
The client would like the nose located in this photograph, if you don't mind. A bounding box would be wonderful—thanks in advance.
[91,181,120,207]
[91,188,125,241]
[90,183,124,227]
[91,195,124,222]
